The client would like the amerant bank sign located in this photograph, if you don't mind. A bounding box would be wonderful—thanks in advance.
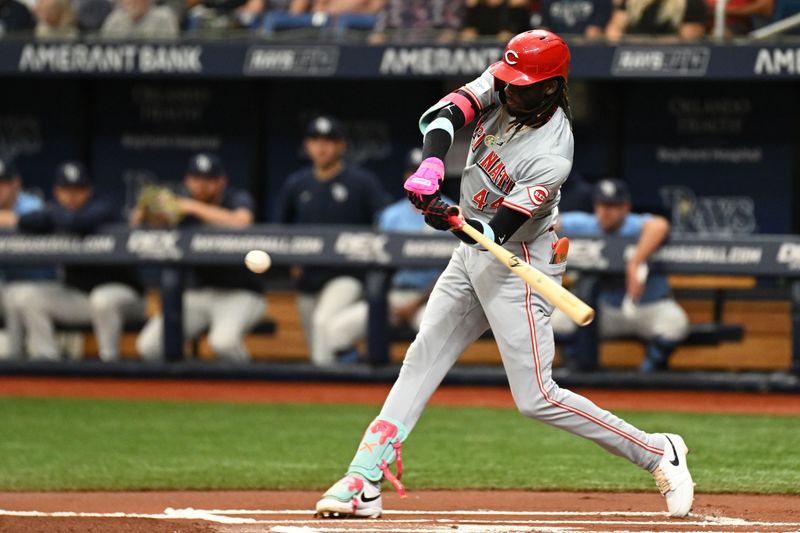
[754,48,800,75]
[379,46,503,76]
[18,43,203,74]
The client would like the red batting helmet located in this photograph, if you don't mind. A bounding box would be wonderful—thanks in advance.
[488,30,570,86]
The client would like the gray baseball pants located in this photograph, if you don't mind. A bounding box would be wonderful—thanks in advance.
[319,289,428,359]
[379,234,666,473]
[136,288,265,362]
[297,276,363,366]
[552,299,690,341]
[3,281,144,361]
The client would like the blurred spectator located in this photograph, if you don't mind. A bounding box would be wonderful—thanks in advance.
[74,0,112,32]
[605,0,706,39]
[135,153,266,362]
[0,159,42,229]
[4,162,146,361]
[0,159,51,359]
[706,0,773,34]
[552,178,689,372]
[276,116,390,366]
[101,0,178,38]
[539,0,612,37]
[184,0,262,31]
[289,0,384,14]
[461,0,531,41]
[0,0,36,34]
[235,0,264,26]
[314,148,450,363]
[262,0,384,35]
[33,0,78,37]
[370,0,465,43]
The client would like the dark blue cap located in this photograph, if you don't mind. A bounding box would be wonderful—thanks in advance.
[54,161,91,187]
[0,158,19,181]
[187,153,225,178]
[593,178,630,205]
[306,116,345,140]
[405,147,423,171]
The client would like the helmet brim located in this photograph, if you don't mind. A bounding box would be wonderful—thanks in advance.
[488,60,539,86]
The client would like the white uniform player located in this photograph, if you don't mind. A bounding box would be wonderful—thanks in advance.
[315,30,695,520]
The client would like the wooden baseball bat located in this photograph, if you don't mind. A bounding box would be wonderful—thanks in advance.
[457,222,595,326]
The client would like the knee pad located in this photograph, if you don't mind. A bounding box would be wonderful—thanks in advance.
[88,291,113,312]
[348,416,408,495]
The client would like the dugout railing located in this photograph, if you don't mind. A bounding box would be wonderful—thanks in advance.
[0,226,799,378]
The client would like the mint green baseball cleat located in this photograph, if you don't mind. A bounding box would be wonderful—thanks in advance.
[315,474,382,518]
[316,416,408,519]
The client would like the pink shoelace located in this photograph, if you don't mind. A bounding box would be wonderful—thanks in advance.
[379,441,406,498]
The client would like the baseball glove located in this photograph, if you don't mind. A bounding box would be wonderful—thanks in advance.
[136,185,185,227]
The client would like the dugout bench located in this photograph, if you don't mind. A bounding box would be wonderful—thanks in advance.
[0,313,277,360]
[386,274,747,370]
[0,228,798,374]
[552,274,748,371]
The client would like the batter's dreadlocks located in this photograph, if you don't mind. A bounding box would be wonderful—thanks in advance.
[503,77,573,142]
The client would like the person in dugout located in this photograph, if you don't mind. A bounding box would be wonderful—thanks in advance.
[4,161,145,361]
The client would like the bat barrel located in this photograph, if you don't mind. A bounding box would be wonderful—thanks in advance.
[458,222,595,327]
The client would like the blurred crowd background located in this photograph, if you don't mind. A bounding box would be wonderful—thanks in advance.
[1,0,798,41]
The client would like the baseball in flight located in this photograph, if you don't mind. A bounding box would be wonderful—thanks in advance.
[244,250,272,273]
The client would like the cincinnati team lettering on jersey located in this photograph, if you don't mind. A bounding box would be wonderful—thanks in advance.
[457,68,574,243]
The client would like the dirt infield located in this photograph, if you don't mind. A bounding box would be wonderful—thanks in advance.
[1,377,799,532]
[2,490,800,533]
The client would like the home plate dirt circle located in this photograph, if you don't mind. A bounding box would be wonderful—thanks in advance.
[1,491,799,533]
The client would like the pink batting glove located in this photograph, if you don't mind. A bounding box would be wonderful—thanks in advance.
[403,157,445,196]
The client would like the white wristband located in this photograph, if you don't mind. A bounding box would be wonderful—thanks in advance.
[468,220,495,250]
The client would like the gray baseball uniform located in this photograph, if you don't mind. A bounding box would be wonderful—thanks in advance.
[377,69,666,472]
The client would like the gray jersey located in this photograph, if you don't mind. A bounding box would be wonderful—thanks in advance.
[458,69,574,242]
[323,67,673,520]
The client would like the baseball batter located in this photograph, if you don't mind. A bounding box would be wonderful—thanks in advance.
[316,30,694,519]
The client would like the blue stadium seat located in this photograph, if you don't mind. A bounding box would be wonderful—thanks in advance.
[333,13,377,38]
[262,12,327,36]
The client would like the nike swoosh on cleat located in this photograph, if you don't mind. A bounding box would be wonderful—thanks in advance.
[360,493,380,503]
[665,435,680,467]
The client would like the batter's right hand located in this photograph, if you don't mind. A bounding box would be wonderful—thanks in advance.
[422,196,453,231]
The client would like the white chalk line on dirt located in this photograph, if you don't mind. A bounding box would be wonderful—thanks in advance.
[265,528,791,533]
[221,524,582,533]
[248,518,800,527]
[184,509,679,517]
[3,508,800,530]
[268,528,581,533]
[0,510,257,524]
[264,525,800,533]
[169,508,800,528]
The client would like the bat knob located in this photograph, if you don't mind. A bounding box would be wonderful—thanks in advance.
[446,206,464,230]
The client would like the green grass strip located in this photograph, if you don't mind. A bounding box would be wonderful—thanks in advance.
[0,397,798,493]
